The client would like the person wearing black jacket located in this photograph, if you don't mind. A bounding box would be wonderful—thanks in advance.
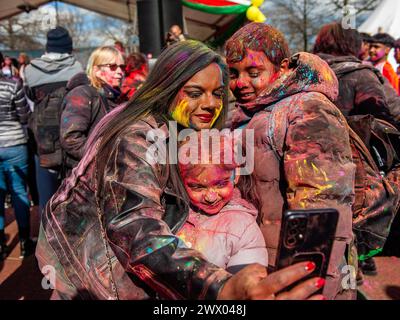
[314,23,399,130]
[60,46,125,177]
[314,22,400,280]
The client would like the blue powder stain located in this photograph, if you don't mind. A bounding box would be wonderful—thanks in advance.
[297,65,319,85]
[146,247,153,254]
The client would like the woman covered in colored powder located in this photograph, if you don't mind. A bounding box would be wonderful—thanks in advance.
[177,132,268,273]
[36,40,324,300]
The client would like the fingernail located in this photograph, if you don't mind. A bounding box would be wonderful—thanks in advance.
[305,262,316,272]
[315,278,325,288]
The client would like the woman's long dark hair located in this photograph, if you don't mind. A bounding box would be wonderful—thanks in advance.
[313,22,362,57]
[87,40,229,200]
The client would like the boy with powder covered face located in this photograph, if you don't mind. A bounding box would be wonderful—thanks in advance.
[177,132,268,274]
[225,23,356,299]
[369,33,399,94]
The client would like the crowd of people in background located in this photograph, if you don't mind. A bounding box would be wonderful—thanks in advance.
[0,20,400,300]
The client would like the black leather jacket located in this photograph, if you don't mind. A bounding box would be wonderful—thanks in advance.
[36,115,231,300]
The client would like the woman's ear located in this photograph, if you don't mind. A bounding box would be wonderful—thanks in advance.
[280,58,290,74]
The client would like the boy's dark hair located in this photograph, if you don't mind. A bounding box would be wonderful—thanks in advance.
[360,32,374,43]
[0,52,3,66]
[371,33,395,47]
[225,22,290,69]
[313,22,361,57]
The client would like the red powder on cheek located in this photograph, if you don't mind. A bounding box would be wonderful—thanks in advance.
[100,70,115,86]
[268,71,280,84]
[177,89,186,100]
[375,49,386,60]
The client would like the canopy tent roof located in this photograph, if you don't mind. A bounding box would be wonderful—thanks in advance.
[0,0,243,42]
[359,0,400,39]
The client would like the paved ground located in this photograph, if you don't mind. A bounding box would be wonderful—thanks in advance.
[358,256,400,300]
[0,205,52,300]
[1,205,400,300]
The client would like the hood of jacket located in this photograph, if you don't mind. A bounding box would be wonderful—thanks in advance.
[234,52,339,121]
[66,71,90,91]
[25,53,83,88]
[30,53,78,72]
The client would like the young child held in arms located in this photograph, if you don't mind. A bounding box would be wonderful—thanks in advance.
[177,132,268,274]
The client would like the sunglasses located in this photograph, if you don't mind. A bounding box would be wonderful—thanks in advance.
[97,63,126,71]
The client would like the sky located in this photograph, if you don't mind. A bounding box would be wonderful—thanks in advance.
[5,1,134,48]
[1,0,378,52]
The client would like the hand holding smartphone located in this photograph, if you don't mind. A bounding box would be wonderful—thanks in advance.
[275,208,339,292]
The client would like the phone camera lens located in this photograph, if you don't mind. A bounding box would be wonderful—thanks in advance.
[286,236,296,246]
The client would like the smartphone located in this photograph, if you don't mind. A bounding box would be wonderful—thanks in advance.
[275,209,339,290]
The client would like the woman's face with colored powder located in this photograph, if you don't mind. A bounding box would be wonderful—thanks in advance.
[181,165,234,215]
[94,55,125,88]
[169,63,225,130]
[228,49,280,103]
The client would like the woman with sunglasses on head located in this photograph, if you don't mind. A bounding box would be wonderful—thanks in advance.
[36,40,325,300]
[59,46,125,177]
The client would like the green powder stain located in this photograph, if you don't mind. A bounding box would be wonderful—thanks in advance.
[358,248,383,261]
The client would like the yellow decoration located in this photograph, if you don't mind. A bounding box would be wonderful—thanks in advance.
[254,11,266,23]
[246,5,266,23]
[246,5,259,21]
[251,0,264,7]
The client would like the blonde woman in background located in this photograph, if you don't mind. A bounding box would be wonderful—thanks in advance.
[60,46,125,177]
